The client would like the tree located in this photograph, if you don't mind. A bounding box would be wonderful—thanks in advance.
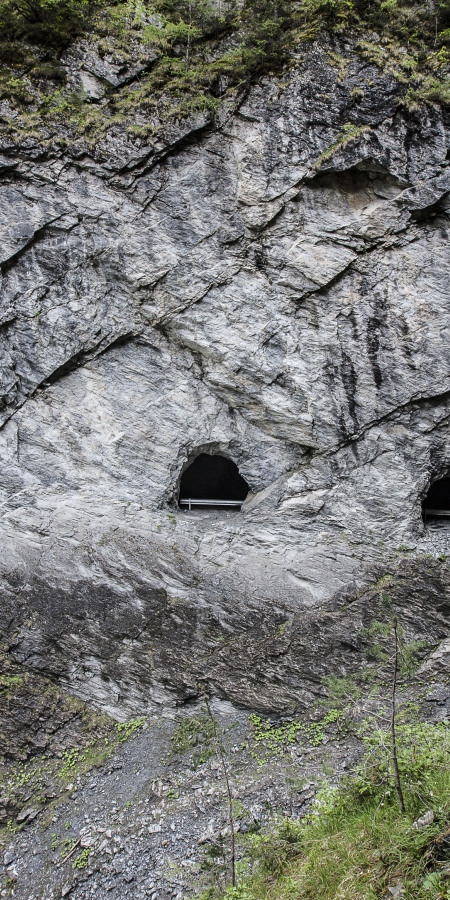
[239,0,294,74]
[390,617,405,814]
[203,695,237,888]
[0,0,91,48]
[359,609,428,814]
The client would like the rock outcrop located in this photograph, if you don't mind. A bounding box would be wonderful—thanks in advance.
[1,38,450,717]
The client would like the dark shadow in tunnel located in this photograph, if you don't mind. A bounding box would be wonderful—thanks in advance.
[422,476,450,521]
[178,453,249,510]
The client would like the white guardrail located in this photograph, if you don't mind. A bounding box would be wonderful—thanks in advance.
[179,499,244,510]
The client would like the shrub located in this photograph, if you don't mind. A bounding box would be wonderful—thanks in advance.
[211,720,450,900]
[0,0,91,50]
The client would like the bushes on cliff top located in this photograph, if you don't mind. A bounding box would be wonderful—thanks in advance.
[1,0,450,137]
[0,0,91,49]
[2,0,450,63]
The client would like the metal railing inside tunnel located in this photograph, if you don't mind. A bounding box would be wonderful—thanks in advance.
[179,498,244,510]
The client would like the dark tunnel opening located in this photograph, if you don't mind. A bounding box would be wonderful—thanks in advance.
[422,476,450,521]
[178,453,250,510]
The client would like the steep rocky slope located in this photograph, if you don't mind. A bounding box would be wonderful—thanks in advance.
[1,33,450,720]
[1,16,450,898]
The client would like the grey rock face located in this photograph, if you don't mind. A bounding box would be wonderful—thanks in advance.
[1,40,450,716]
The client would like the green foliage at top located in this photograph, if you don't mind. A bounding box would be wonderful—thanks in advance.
[0,0,91,50]
[2,0,450,58]
[298,0,450,46]
[205,719,450,900]
[1,0,450,143]
[239,0,294,72]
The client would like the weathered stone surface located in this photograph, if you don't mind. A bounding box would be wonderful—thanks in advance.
[0,667,108,765]
[1,38,450,717]
[0,704,342,900]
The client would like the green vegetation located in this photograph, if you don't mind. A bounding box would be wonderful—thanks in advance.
[0,673,25,695]
[171,702,239,885]
[54,716,145,782]
[72,846,91,869]
[199,719,450,900]
[0,703,146,839]
[116,716,146,742]
[0,0,91,50]
[0,0,450,144]
[247,708,342,763]
[314,122,371,165]
[321,673,363,705]
[248,713,303,757]
[193,605,448,900]
[170,712,220,767]
[60,835,77,856]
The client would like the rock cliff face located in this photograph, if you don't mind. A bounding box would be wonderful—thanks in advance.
[1,38,450,719]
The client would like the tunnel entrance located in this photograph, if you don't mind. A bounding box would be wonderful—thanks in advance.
[422,476,450,521]
[178,453,249,510]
